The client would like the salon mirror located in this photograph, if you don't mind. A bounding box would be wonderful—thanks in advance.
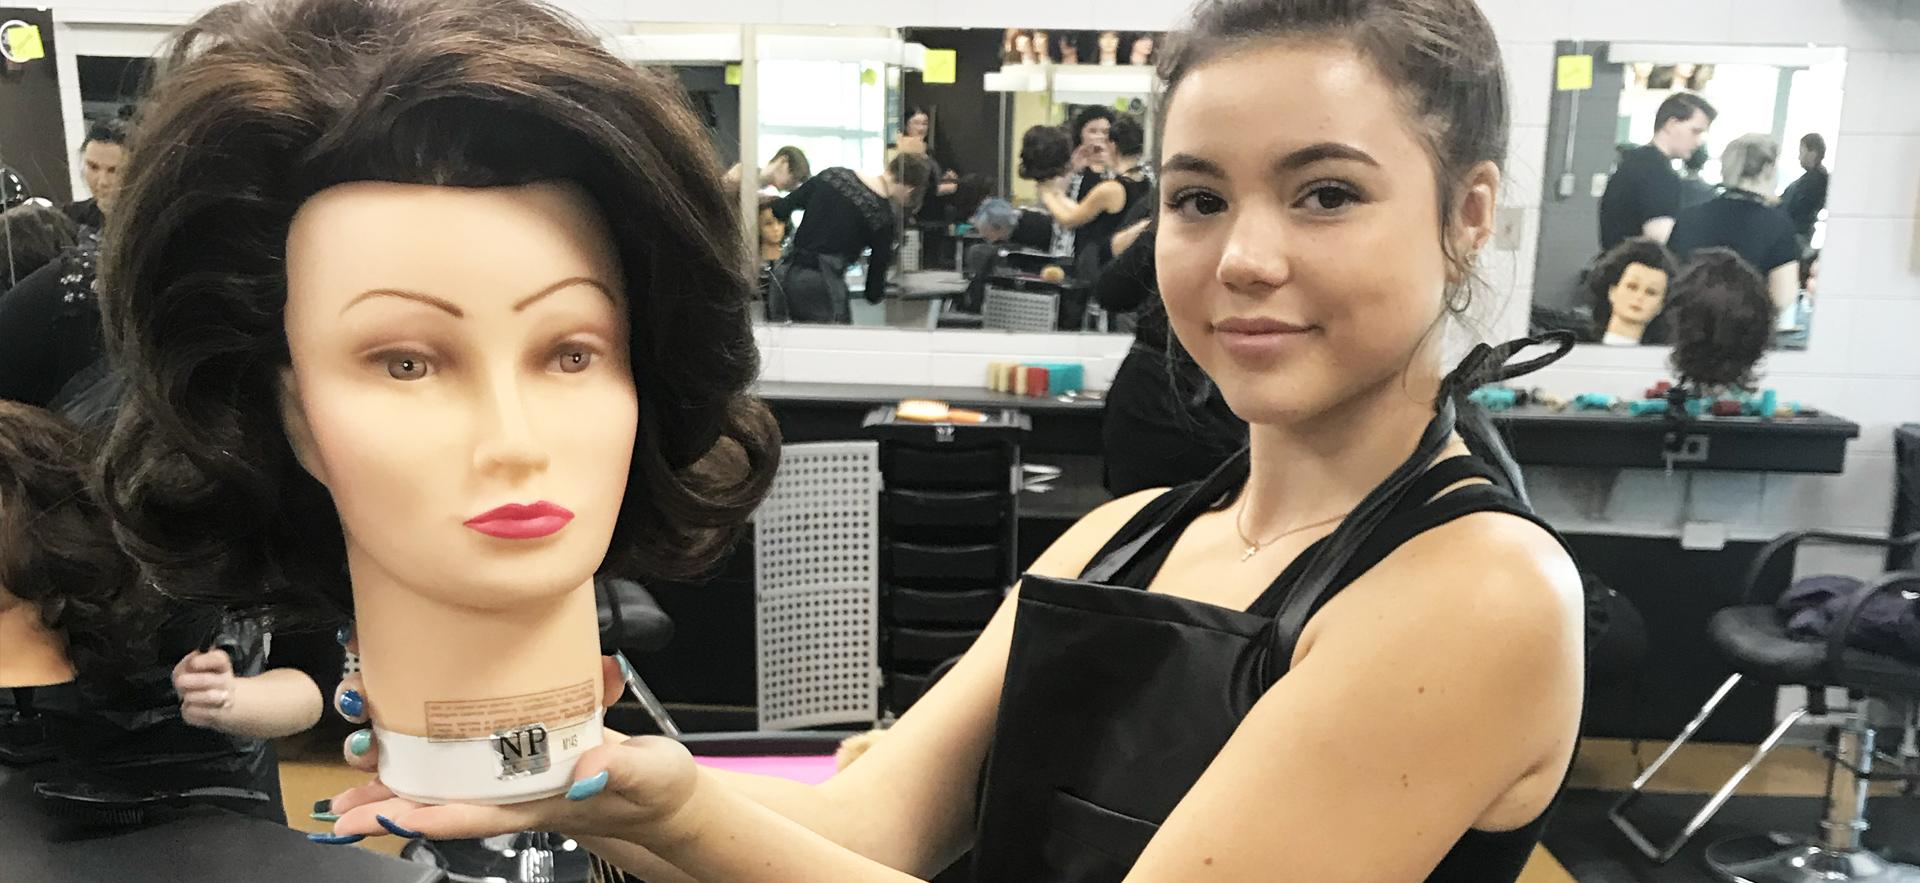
[0,7,79,291]
[1528,41,1845,352]
[749,24,1164,335]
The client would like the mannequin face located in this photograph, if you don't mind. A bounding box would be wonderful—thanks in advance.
[1099,31,1120,53]
[759,207,786,249]
[280,181,637,611]
[1608,261,1669,326]
[1131,36,1155,65]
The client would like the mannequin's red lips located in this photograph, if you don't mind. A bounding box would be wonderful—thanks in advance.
[465,502,574,539]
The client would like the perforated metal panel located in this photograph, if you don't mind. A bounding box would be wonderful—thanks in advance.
[754,441,883,730]
[982,286,1059,333]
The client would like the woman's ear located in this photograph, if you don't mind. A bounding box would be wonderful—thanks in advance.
[277,368,328,487]
[1451,160,1502,279]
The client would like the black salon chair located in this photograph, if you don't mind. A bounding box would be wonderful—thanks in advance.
[400,576,677,883]
[1611,529,1920,881]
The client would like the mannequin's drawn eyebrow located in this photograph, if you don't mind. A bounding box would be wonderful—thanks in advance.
[341,277,612,317]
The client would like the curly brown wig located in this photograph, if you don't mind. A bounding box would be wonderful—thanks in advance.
[1668,248,1776,388]
[97,0,779,624]
[1585,237,1679,339]
[1019,125,1073,181]
[0,402,155,692]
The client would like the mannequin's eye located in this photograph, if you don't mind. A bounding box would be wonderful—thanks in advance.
[384,355,432,381]
[553,349,595,374]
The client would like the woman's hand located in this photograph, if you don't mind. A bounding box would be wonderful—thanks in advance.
[318,637,697,844]
[171,649,238,730]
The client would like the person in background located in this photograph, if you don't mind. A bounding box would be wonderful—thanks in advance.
[1039,114,1151,279]
[1,202,81,290]
[63,115,130,238]
[1677,144,1715,210]
[0,239,104,408]
[1584,237,1678,346]
[897,106,961,212]
[0,402,323,823]
[1780,132,1829,253]
[767,152,932,323]
[722,144,811,195]
[1093,222,1247,495]
[1667,133,1801,317]
[1052,105,1117,256]
[1598,92,1716,249]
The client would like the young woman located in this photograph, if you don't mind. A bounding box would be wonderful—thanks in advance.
[1040,114,1153,278]
[326,1,1584,881]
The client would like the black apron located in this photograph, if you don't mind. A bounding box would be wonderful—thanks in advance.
[971,333,1578,882]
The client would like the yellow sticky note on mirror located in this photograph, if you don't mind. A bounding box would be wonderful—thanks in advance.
[724,64,741,86]
[860,68,878,86]
[923,49,957,85]
[1115,98,1130,111]
[1556,54,1593,91]
[4,24,45,63]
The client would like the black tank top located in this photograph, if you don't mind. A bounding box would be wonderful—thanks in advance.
[970,333,1580,882]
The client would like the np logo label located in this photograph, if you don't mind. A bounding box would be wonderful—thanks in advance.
[493,723,550,779]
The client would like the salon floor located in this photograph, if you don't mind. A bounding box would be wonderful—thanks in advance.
[273,735,1858,881]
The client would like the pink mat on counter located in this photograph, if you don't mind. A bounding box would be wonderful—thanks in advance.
[693,754,838,784]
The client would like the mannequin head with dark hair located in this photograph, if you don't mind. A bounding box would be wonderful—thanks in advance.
[1668,248,1776,389]
[98,0,780,628]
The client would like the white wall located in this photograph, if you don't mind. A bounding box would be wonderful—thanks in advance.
[44,0,1920,545]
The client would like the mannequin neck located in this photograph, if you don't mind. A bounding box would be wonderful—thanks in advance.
[346,548,603,734]
[1605,314,1648,343]
[0,602,77,688]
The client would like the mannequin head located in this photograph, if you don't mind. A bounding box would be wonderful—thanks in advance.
[99,0,779,623]
[1587,237,1678,344]
[757,194,788,255]
[0,402,152,689]
[1130,35,1156,66]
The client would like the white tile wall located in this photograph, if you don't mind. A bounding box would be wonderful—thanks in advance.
[57,0,1918,539]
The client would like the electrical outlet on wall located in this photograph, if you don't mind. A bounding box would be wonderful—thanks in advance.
[1558,173,1576,199]
[1590,173,1609,199]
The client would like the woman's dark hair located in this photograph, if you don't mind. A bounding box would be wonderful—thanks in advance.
[2,202,81,288]
[97,0,780,623]
[1668,248,1776,388]
[82,116,131,150]
[902,105,929,135]
[1019,124,1073,180]
[1585,236,1678,337]
[887,151,936,215]
[771,145,812,186]
[1069,104,1118,148]
[949,172,994,222]
[0,402,156,693]
[1158,0,1509,310]
[1109,115,1145,158]
[1801,132,1827,163]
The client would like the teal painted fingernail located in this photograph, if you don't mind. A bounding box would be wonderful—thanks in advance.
[336,624,353,646]
[310,810,339,822]
[616,653,636,682]
[377,815,425,839]
[308,832,364,845]
[565,770,609,801]
[346,729,372,756]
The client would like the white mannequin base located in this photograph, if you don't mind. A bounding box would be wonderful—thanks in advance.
[376,709,604,805]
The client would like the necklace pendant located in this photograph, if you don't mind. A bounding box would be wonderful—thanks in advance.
[1241,545,1259,562]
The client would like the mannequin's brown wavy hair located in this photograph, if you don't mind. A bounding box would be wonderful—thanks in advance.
[97,0,778,625]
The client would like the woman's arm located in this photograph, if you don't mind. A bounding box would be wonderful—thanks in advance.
[564,492,1172,880]
[1767,263,1800,315]
[1125,512,1584,882]
[1040,179,1124,230]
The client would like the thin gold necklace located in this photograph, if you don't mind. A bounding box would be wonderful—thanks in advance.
[1233,499,1349,562]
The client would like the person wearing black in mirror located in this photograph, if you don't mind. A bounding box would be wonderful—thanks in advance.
[1040,115,1152,281]
[1780,132,1829,254]
[766,153,933,323]
[61,115,130,239]
[1598,92,1716,250]
[1666,134,1801,318]
[1677,144,1715,211]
